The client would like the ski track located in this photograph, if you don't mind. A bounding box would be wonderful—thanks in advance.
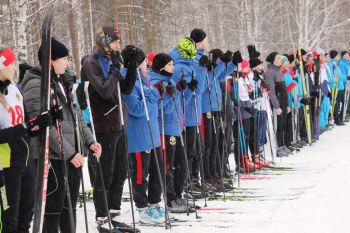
[76,123,350,233]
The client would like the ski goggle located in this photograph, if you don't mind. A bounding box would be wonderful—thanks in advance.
[0,48,16,70]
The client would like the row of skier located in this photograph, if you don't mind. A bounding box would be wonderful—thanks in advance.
[0,25,350,233]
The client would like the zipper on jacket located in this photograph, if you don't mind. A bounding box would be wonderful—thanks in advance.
[21,137,30,166]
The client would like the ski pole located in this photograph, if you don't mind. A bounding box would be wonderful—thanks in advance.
[169,82,200,218]
[160,96,168,210]
[51,81,76,233]
[115,80,137,232]
[190,72,207,207]
[83,82,113,232]
[137,69,171,229]
[72,84,89,233]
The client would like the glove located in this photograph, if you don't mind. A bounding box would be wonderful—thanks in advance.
[166,82,177,97]
[221,50,233,63]
[121,59,137,94]
[244,107,258,117]
[177,74,187,91]
[50,105,63,123]
[188,78,198,91]
[253,71,261,81]
[154,81,165,97]
[232,51,243,64]
[300,97,310,105]
[25,111,52,136]
[111,51,123,68]
[199,55,210,68]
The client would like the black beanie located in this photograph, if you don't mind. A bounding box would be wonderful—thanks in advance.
[300,49,307,56]
[151,53,173,72]
[190,28,207,43]
[266,52,278,63]
[210,49,223,62]
[247,45,261,59]
[340,50,349,58]
[102,26,121,44]
[249,58,263,69]
[287,54,295,63]
[38,38,69,64]
[121,45,146,68]
[329,50,338,59]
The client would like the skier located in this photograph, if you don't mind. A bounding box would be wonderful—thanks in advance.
[149,53,189,213]
[265,52,290,157]
[337,51,350,123]
[21,38,101,233]
[0,45,50,233]
[80,26,137,228]
[121,45,165,225]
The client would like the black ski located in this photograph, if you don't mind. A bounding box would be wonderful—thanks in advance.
[32,10,53,233]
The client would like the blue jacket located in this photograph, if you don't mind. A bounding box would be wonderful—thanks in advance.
[327,59,344,90]
[169,48,206,126]
[122,69,160,153]
[284,70,298,109]
[149,70,184,136]
[338,58,350,90]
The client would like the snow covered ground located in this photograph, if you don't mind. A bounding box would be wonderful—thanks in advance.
[76,123,350,233]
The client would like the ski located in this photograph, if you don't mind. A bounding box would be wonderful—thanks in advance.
[32,10,53,233]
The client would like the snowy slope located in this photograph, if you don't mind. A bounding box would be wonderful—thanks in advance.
[76,123,350,233]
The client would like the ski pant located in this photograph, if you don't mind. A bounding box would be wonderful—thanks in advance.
[276,113,287,147]
[248,116,259,159]
[42,160,80,233]
[185,126,198,180]
[298,107,307,141]
[233,118,250,167]
[129,147,164,209]
[1,163,35,233]
[334,90,345,124]
[285,112,293,147]
[258,111,267,151]
[164,134,187,204]
[92,131,128,218]
[218,119,233,177]
[202,112,219,179]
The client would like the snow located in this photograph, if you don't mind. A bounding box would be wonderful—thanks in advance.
[76,123,350,233]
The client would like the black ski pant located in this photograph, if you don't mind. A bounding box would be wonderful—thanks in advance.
[219,120,233,177]
[202,112,219,179]
[334,90,345,124]
[298,107,307,141]
[164,134,187,204]
[42,160,80,233]
[233,118,251,167]
[276,113,287,148]
[285,112,293,147]
[2,163,35,233]
[92,131,127,218]
[129,147,164,208]
[248,116,259,159]
[185,126,197,180]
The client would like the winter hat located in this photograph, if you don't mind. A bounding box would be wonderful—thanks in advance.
[95,26,120,58]
[329,50,338,59]
[247,45,261,59]
[0,47,16,70]
[241,59,250,70]
[300,49,307,56]
[249,57,262,69]
[152,53,173,72]
[38,38,69,64]
[190,28,207,43]
[147,51,157,65]
[280,55,288,64]
[121,45,146,68]
[340,50,349,57]
[266,52,278,63]
[177,37,197,60]
[287,54,295,63]
[306,51,313,60]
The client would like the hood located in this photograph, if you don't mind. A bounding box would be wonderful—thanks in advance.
[169,47,194,66]
[20,66,42,88]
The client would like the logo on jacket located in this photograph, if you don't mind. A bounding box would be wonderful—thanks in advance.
[206,112,211,119]
[169,136,176,145]
[145,150,151,154]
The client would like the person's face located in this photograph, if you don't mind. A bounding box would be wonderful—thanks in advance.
[52,56,69,75]
[325,54,330,62]
[109,40,121,52]
[197,37,209,51]
[139,59,148,76]
[274,54,282,67]
[0,63,16,81]
[281,60,290,69]
[343,53,350,60]
[162,61,174,74]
